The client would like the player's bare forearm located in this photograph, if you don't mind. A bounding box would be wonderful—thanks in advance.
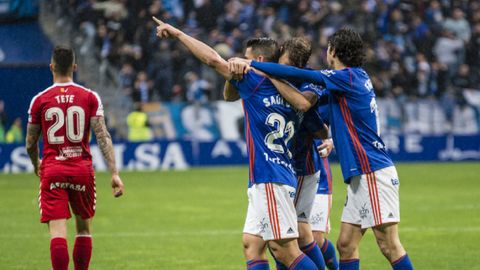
[153,17,232,80]
[91,117,118,175]
[25,124,41,174]
[177,33,232,79]
[269,78,316,112]
[223,81,240,101]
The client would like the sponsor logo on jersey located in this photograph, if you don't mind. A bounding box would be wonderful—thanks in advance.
[50,182,86,192]
[287,227,295,234]
[372,140,385,150]
[365,79,373,91]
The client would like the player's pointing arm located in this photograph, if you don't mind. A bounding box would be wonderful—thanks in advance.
[153,17,232,80]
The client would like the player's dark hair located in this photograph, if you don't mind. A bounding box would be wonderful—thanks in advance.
[245,37,280,62]
[281,37,312,68]
[328,28,365,67]
[52,46,75,76]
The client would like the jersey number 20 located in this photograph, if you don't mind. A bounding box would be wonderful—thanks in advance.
[264,113,294,157]
[45,106,85,144]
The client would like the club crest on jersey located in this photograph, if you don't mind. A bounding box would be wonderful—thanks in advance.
[310,212,324,225]
[320,70,335,77]
[258,218,269,233]
[359,203,369,219]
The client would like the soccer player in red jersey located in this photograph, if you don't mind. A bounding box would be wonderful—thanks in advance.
[26,46,125,270]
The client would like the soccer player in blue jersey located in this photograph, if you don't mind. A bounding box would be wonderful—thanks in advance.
[153,17,319,270]
[229,28,414,270]
[273,38,333,270]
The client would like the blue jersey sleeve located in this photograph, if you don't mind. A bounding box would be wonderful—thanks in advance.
[319,69,352,92]
[300,82,323,97]
[251,61,326,86]
[229,71,265,99]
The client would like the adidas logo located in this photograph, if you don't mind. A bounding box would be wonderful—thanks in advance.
[287,227,295,234]
[298,212,307,219]
[388,213,394,218]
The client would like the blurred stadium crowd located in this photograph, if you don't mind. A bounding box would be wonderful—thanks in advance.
[2,0,479,143]
[50,0,480,100]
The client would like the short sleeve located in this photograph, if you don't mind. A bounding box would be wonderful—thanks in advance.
[320,69,352,92]
[28,95,41,124]
[229,71,265,99]
[90,91,104,117]
[300,82,324,97]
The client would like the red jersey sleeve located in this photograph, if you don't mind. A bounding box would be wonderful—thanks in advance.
[28,95,42,124]
[89,91,104,118]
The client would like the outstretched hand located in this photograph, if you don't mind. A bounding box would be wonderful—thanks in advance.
[152,16,181,38]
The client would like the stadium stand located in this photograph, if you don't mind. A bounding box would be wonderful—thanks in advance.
[40,0,480,139]
[1,0,479,144]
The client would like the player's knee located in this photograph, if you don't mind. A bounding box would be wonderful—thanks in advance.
[336,237,356,257]
[297,223,313,247]
[76,229,91,236]
[376,237,404,261]
[242,235,264,260]
[312,231,326,247]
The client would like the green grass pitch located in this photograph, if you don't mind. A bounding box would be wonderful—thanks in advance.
[1,162,479,269]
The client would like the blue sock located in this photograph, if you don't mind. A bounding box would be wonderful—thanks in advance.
[320,239,339,270]
[247,260,270,270]
[339,259,359,270]
[391,254,413,270]
[301,241,325,270]
[289,254,318,270]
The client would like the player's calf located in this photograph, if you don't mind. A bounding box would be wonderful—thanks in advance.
[313,233,338,270]
[50,237,69,270]
[269,238,319,270]
[73,216,93,270]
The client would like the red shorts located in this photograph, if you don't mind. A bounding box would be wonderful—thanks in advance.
[39,175,96,223]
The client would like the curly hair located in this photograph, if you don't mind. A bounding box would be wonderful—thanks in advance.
[245,37,280,62]
[280,37,312,68]
[328,28,365,67]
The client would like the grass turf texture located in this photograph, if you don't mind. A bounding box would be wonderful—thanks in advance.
[0,163,479,269]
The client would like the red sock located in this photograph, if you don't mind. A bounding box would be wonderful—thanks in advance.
[73,236,92,270]
[50,237,69,270]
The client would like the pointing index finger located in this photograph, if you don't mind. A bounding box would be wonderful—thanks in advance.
[152,16,163,25]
